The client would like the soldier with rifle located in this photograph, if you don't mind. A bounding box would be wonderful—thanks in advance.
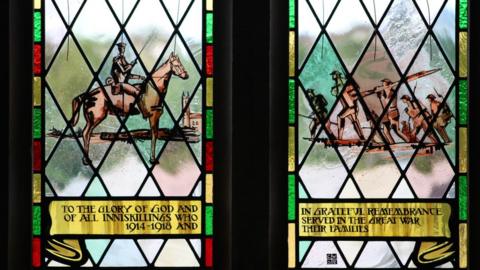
[426,93,453,143]
[361,68,442,144]
[330,70,366,141]
[110,42,145,96]
[375,78,410,144]
[305,89,334,140]
[400,95,438,144]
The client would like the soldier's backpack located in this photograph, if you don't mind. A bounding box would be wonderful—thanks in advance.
[440,104,453,122]
[315,94,328,108]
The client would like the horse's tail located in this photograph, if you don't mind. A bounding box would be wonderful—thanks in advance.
[71,94,84,127]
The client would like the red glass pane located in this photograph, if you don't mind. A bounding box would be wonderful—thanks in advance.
[206,45,214,76]
[32,237,41,267]
[33,44,42,75]
[206,141,213,171]
[33,140,41,171]
[205,237,213,267]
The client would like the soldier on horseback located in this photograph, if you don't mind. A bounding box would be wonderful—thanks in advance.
[427,93,452,143]
[108,42,146,115]
[110,42,145,96]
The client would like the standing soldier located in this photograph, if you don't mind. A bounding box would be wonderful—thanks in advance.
[330,71,366,141]
[400,95,438,144]
[305,89,334,139]
[110,42,145,96]
[426,94,452,143]
[377,79,410,144]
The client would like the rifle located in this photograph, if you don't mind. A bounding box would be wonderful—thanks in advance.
[432,87,456,120]
[130,34,154,66]
[362,68,442,97]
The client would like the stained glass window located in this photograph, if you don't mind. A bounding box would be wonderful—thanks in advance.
[288,0,468,268]
[32,0,214,267]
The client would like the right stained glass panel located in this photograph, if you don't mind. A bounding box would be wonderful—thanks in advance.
[288,0,469,268]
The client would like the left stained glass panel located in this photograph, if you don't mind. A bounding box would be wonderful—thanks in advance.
[33,0,215,268]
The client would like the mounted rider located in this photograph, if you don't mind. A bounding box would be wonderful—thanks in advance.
[108,42,146,115]
[426,93,452,143]
[110,42,145,96]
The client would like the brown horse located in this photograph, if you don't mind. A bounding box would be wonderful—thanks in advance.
[71,52,189,165]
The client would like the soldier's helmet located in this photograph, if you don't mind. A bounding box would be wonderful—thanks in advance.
[116,42,126,49]
[105,77,114,85]
[306,88,315,95]
[330,70,342,77]
[426,94,436,100]
[381,78,392,84]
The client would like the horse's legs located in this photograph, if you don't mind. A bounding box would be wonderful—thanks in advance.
[82,112,94,165]
[149,113,161,164]
[82,111,106,165]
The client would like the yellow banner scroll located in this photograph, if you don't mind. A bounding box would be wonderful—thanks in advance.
[299,202,451,237]
[49,200,202,235]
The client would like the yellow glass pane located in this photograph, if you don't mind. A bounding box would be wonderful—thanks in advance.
[460,223,467,268]
[33,77,41,106]
[288,223,296,268]
[206,0,213,11]
[206,78,213,107]
[206,174,213,203]
[288,127,295,172]
[33,174,41,203]
[34,0,41,9]
[460,32,468,77]
[289,31,295,77]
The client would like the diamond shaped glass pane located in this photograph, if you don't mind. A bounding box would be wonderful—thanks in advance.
[298,0,321,66]
[98,136,148,196]
[46,37,93,118]
[299,132,348,198]
[326,0,374,71]
[72,0,120,70]
[380,0,427,72]
[433,0,455,66]
[45,0,67,67]
[125,0,174,71]
[152,141,201,196]
[300,34,347,115]
[406,144,454,198]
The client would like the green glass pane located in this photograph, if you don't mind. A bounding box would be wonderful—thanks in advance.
[289,0,295,28]
[459,176,468,220]
[459,0,468,29]
[288,174,295,220]
[33,12,42,42]
[33,206,41,235]
[299,34,347,114]
[206,109,213,139]
[206,13,213,43]
[289,79,295,124]
[459,80,468,125]
[33,107,42,139]
[205,205,213,235]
